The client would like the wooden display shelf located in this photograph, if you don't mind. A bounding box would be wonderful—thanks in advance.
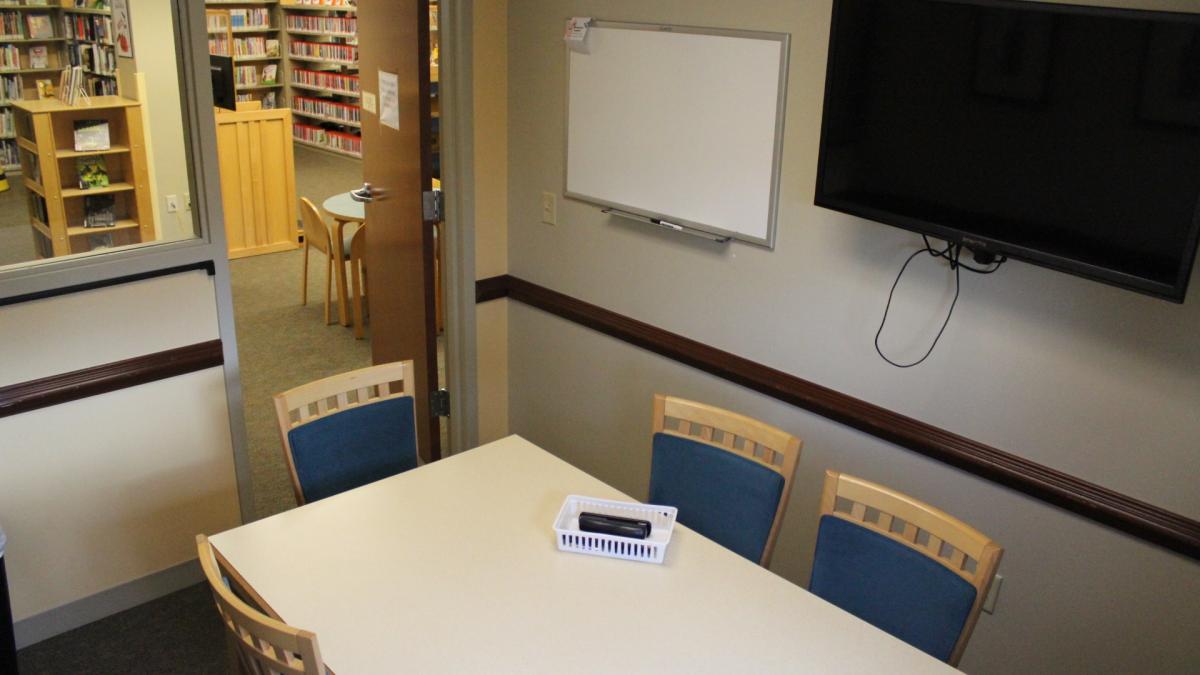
[66,218,139,237]
[60,182,135,198]
[14,95,155,258]
[55,143,130,158]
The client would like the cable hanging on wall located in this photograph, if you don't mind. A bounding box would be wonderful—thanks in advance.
[875,237,1006,368]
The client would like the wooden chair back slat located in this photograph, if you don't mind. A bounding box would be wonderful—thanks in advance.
[197,536,324,675]
[817,470,1003,666]
[273,361,418,505]
[299,197,331,255]
[651,394,803,567]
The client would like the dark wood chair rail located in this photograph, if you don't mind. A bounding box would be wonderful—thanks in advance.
[476,274,1200,561]
[0,340,225,419]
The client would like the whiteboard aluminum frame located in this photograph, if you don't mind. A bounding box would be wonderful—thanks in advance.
[563,20,790,249]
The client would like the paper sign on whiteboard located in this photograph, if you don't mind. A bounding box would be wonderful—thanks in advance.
[379,70,400,130]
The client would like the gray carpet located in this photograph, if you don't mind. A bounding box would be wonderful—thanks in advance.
[0,176,35,269]
[16,584,228,674]
[230,247,373,522]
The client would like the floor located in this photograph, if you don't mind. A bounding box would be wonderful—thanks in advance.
[0,175,34,268]
[16,584,228,674]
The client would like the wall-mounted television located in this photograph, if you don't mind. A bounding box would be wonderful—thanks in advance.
[210,55,236,111]
[815,0,1200,302]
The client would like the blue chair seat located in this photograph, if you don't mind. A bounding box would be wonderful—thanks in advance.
[287,396,418,503]
[809,514,977,662]
[649,432,784,563]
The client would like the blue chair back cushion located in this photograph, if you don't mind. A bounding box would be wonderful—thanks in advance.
[287,397,418,503]
[809,515,977,662]
[648,432,784,563]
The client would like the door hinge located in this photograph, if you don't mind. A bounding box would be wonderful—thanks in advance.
[422,189,444,222]
[431,388,451,417]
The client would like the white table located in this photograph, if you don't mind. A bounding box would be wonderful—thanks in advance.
[210,436,957,674]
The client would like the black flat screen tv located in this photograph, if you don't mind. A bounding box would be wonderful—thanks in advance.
[815,0,1200,301]
[210,55,236,111]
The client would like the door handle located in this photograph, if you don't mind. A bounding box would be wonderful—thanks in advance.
[350,182,379,203]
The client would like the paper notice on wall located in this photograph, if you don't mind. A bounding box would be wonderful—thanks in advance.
[379,70,400,130]
[564,17,592,54]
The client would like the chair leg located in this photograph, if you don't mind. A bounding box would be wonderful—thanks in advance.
[301,241,309,306]
[351,258,365,339]
[324,254,333,325]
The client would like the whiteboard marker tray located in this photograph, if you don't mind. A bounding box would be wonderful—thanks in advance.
[553,495,677,564]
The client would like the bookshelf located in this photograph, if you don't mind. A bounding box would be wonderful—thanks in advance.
[280,0,359,159]
[206,0,284,109]
[13,95,154,258]
[60,0,116,98]
[0,0,66,171]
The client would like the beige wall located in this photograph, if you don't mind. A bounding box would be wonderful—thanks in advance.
[116,0,194,242]
[504,1,1200,673]
[474,0,509,443]
[0,271,240,624]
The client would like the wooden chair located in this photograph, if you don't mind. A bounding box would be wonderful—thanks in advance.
[348,222,368,339]
[196,535,325,675]
[299,197,337,325]
[274,361,420,505]
[809,470,1003,666]
[649,394,802,567]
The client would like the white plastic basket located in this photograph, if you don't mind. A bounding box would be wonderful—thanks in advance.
[553,495,678,564]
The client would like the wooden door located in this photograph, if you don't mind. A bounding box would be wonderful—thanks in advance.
[357,0,440,461]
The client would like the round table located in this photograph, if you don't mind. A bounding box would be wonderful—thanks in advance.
[322,193,366,327]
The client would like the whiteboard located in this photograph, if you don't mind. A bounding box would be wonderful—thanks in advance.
[566,22,789,247]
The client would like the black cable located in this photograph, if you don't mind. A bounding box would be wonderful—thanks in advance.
[875,240,1005,368]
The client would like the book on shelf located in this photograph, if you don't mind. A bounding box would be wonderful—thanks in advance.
[25,0,50,6]
[262,91,276,109]
[261,63,277,84]
[24,149,40,183]
[73,119,110,151]
[265,39,280,58]
[57,65,85,105]
[83,194,116,228]
[29,45,48,69]
[25,14,54,40]
[76,155,108,190]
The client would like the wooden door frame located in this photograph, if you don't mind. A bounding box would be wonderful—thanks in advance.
[438,0,480,453]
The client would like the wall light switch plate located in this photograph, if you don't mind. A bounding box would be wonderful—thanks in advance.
[362,92,378,114]
[541,192,557,226]
[982,574,1003,614]
[165,194,179,214]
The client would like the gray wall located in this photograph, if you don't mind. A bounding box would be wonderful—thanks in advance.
[505,1,1200,672]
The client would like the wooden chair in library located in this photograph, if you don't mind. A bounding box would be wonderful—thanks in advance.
[299,197,345,325]
[649,394,802,567]
[273,361,419,505]
[809,470,1003,666]
[348,222,368,339]
[196,535,325,675]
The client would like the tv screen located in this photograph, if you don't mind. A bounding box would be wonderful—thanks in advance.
[815,0,1200,301]
[210,55,236,111]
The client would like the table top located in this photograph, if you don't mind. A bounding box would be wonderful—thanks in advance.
[322,180,442,222]
[210,436,956,674]
[322,192,365,223]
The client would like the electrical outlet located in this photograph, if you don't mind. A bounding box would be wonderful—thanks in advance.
[541,192,557,225]
[982,574,1003,614]
[165,194,179,214]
